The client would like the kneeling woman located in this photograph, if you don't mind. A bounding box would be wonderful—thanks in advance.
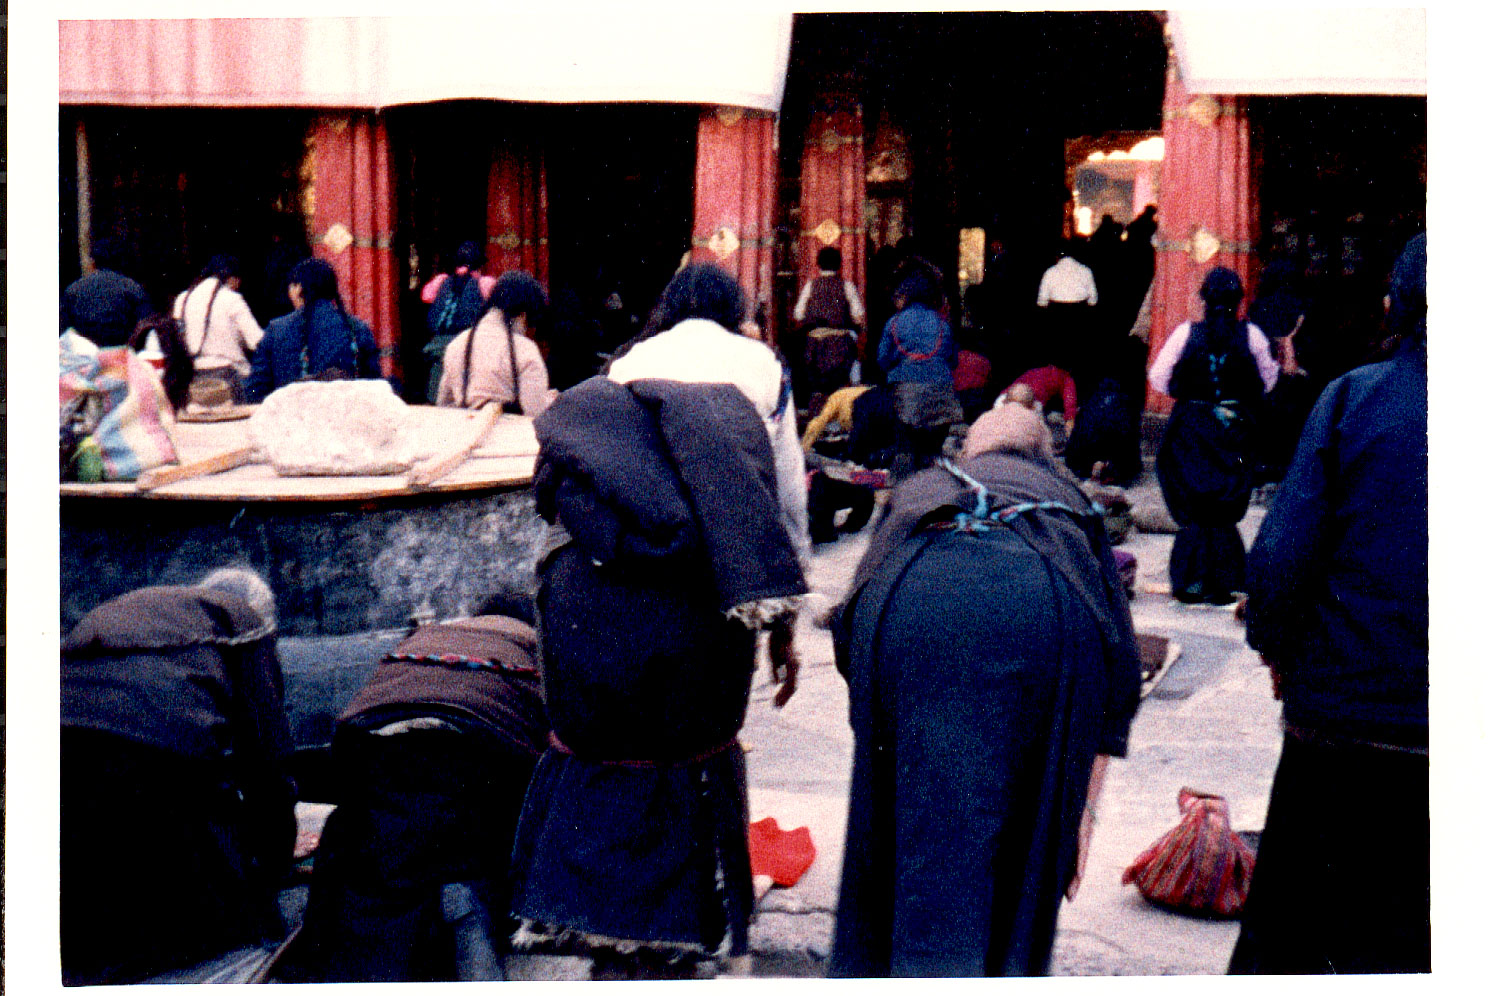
[830,402,1141,977]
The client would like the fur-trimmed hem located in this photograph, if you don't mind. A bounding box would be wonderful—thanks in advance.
[724,596,802,629]
[511,920,718,962]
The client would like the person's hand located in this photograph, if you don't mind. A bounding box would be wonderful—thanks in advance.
[769,618,800,708]
[740,320,766,343]
[1066,805,1097,901]
[1260,655,1285,700]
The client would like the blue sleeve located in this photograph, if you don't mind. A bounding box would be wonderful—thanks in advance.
[877,316,898,372]
[245,329,276,403]
[1244,377,1344,663]
[941,317,957,369]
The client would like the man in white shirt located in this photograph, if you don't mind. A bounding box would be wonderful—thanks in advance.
[1036,241,1099,307]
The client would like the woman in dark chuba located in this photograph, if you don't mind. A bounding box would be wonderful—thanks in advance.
[829,402,1141,977]
[507,263,807,978]
[1148,267,1279,604]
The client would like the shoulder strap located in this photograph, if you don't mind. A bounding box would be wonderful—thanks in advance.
[461,310,483,407]
[508,318,522,408]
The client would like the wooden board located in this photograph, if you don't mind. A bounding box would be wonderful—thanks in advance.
[60,405,540,502]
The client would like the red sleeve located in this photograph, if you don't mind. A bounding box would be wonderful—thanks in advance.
[1062,373,1078,421]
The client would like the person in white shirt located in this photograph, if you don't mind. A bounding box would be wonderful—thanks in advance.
[609,263,810,563]
[1036,242,1099,307]
[1035,239,1100,391]
[172,255,266,396]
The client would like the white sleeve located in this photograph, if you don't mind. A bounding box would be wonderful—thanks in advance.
[1246,323,1280,393]
[1036,271,1052,307]
[1085,270,1099,306]
[231,293,266,351]
[792,279,813,323]
[844,280,866,324]
[767,405,811,564]
[1148,322,1193,395]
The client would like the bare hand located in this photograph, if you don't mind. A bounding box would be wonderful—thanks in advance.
[1260,655,1285,700]
[769,618,799,708]
[1066,755,1111,901]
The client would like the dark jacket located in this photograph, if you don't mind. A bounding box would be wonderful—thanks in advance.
[246,299,381,401]
[836,451,1140,756]
[1245,337,1427,749]
[61,269,153,347]
[60,586,296,983]
[877,304,957,385]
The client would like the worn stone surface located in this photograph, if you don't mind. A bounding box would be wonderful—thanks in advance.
[249,381,431,476]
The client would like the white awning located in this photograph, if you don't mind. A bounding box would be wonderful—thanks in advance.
[59,14,794,111]
[1170,9,1426,96]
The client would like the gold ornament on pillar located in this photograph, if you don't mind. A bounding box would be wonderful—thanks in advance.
[1189,226,1222,264]
[814,219,843,246]
[708,226,741,259]
[322,222,354,256]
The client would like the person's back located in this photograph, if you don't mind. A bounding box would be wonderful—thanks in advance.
[246,259,381,401]
[287,612,547,982]
[60,574,294,985]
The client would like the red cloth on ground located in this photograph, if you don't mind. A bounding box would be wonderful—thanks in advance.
[747,817,817,888]
[953,349,992,393]
[1009,365,1078,421]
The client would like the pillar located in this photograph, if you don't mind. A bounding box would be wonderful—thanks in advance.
[303,112,401,379]
[1146,53,1258,413]
[690,106,779,331]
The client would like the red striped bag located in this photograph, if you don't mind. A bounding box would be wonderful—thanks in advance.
[1121,787,1256,918]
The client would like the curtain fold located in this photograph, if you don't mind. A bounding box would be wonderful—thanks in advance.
[486,141,550,286]
[691,107,779,331]
[305,113,401,379]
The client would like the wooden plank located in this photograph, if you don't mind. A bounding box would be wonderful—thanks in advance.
[407,403,503,490]
[136,447,256,492]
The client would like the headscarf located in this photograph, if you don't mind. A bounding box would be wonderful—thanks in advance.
[962,401,1058,472]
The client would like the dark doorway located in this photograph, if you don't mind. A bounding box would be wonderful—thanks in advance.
[543,104,699,355]
[59,107,311,323]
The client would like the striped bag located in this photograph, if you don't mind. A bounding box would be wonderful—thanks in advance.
[60,334,180,481]
[1121,787,1256,918]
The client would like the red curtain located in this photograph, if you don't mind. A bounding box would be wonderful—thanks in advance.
[691,107,778,330]
[486,140,550,287]
[1146,64,1258,413]
[305,112,401,379]
[798,95,866,302]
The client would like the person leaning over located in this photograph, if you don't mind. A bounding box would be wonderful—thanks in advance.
[436,271,553,416]
[60,569,296,985]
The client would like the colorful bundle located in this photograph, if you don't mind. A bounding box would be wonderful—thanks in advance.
[1121,787,1256,918]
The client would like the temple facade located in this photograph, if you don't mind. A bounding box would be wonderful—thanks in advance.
[58,12,1426,405]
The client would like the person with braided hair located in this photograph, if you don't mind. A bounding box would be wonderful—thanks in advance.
[245,257,382,402]
[171,254,265,401]
[1148,267,1279,604]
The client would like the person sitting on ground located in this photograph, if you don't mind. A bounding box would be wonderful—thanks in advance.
[285,596,549,983]
[421,242,497,403]
[60,569,296,986]
[172,254,266,403]
[246,258,382,402]
[61,236,155,348]
[436,271,553,416]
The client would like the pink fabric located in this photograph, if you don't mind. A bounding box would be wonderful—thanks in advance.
[420,272,498,306]
[1010,366,1078,422]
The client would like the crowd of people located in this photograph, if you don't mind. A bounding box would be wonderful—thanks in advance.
[58,219,1427,979]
